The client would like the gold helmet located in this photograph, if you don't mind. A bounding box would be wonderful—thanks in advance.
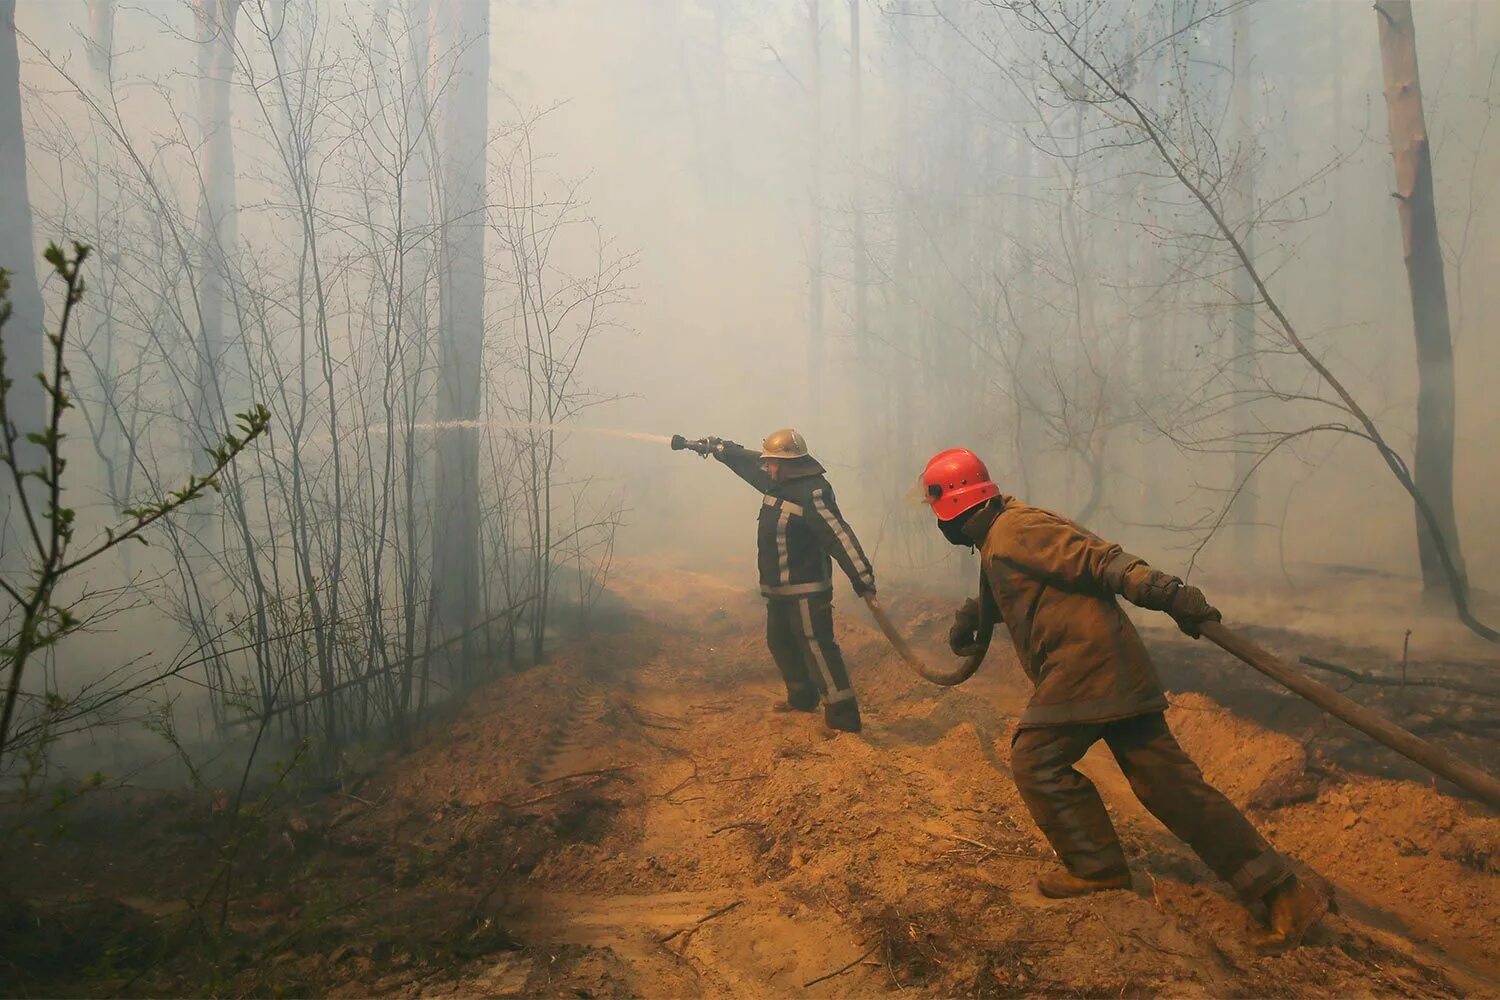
[760,427,809,460]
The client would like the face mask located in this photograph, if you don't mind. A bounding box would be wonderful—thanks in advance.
[939,515,972,547]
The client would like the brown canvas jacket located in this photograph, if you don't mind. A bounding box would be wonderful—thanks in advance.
[966,497,1168,727]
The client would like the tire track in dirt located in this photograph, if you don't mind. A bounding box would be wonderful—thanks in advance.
[524,683,616,785]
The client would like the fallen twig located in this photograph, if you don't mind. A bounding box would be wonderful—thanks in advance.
[635,718,685,731]
[660,899,744,943]
[805,944,880,988]
[943,833,1043,861]
[1406,713,1500,736]
[483,770,631,810]
[712,820,765,835]
[625,703,687,731]
[1126,928,1193,960]
[441,846,524,940]
[1297,655,1500,700]
[533,764,637,787]
[502,780,605,809]
[657,760,702,802]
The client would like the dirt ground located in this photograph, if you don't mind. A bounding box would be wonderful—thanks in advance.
[4,560,1499,997]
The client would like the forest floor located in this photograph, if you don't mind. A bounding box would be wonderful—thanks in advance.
[3,560,1500,997]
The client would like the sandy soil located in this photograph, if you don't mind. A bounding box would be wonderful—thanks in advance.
[4,560,1498,997]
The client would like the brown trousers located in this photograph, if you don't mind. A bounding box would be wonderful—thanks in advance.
[1011,712,1290,901]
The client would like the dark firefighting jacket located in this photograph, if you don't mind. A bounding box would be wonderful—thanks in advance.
[715,442,876,600]
[964,496,1169,728]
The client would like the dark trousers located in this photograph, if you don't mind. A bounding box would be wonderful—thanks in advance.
[1011,712,1290,901]
[766,594,860,730]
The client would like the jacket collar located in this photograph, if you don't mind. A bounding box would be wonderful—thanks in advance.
[779,456,827,480]
[960,495,1012,546]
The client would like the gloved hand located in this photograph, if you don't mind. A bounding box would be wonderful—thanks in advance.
[854,580,877,599]
[948,597,983,656]
[1167,584,1221,638]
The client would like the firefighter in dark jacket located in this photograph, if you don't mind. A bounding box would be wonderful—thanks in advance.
[919,446,1329,951]
[673,428,875,732]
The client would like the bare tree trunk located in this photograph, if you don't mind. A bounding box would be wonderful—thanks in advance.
[0,0,44,532]
[82,0,131,508]
[431,0,489,674]
[400,0,433,717]
[1374,0,1468,600]
[888,0,919,558]
[1328,1,1347,356]
[1229,2,1258,567]
[85,0,115,75]
[806,0,823,412]
[192,0,240,428]
[849,0,869,465]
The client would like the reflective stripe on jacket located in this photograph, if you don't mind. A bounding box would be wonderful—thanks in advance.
[715,443,876,599]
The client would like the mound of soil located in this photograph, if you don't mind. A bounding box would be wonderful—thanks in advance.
[3,561,1496,997]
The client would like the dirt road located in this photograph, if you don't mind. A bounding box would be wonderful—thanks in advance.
[8,561,1497,997]
[336,561,1499,997]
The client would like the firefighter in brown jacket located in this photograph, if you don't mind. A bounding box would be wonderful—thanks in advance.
[919,447,1328,951]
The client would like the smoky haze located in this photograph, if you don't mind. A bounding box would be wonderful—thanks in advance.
[1,0,1498,784]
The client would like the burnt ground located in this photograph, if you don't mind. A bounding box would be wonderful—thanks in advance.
[2,560,1498,997]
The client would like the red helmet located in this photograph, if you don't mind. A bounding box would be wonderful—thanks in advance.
[921,448,1000,522]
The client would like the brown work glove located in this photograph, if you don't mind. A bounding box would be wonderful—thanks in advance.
[1167,584,1221,639]
[948,598,984,656]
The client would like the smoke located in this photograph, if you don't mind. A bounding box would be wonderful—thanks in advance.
[5,0,1499,788]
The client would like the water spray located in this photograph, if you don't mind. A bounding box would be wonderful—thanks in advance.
[292,419,674,453]
[395,420,672,445]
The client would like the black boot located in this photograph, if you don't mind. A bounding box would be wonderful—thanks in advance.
[777,685,819,714]
[824,699,862,733]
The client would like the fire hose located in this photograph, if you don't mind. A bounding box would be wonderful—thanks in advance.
[862,595,991,687]
[1198,621,1500,810]
[864,596,1500,810]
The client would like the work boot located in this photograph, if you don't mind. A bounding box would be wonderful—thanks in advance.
[1255,876,1330,953]
[777,687,819,714]
[1036,867,1131,899]
[823,700,862,733]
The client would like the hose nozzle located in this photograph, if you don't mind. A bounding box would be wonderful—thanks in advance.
[671,434,716,457]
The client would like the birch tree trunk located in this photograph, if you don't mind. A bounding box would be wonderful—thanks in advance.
[1374,0,1468,600]
[431,0,489,671]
